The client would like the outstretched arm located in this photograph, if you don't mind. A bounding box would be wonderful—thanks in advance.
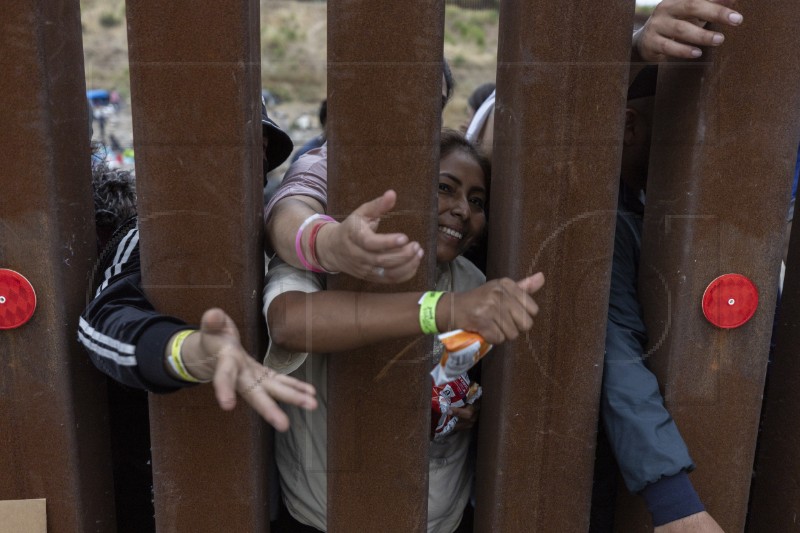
[266,191,424,284]
[601,213,721,530]
[632,0,743,62]
[265,258,545,353]
[79,225,316,431]
[171,308,317,431]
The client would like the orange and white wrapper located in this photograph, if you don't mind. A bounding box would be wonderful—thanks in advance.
[430,329,493,386]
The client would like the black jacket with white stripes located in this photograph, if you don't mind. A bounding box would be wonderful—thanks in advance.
[78,219,193,393]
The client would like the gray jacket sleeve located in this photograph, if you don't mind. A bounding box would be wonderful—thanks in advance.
[601,211,694,493]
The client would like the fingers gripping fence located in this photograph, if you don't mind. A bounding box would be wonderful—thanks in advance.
[2,0,800,532]
[625,10,800,533]
[616,1,800,531]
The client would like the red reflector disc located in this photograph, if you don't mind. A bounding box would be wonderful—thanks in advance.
[0,269,37,330]
[702,273,758,329]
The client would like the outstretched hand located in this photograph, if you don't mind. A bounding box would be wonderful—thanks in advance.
[446,272,545,345]
[183,308,317,432]
[316,190,424,283]
[634,0,743,62]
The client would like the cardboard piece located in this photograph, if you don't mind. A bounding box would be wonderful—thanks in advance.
[0,499,46,533]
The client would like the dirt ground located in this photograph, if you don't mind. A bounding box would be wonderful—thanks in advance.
[80,0,501,173]
[80,1,654,166]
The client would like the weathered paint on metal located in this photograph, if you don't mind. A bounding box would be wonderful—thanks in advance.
[625,3,800,529]
[326,1,445,531]
[126,0,269,530]
[473,1,636,530]
[0,0,116,531]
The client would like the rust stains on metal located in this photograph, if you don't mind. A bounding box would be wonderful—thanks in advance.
[127,0,268,530]
[473,1,635,530]
[0,0,115,531]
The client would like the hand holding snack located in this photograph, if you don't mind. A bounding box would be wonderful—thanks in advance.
[431,375,482,439]
[443,273,544,345]
[450,404,479,433]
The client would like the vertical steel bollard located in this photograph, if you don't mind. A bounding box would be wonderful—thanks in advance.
[0,0,116,531]
[746,85,800,533]
[473,1,635,530]
[326,1,444,530]
[749,209,800,530]
[622,4,800,530]
[126,1,268,530]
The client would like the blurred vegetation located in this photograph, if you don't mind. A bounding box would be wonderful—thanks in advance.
[79,0,659,131]
[98,11,122,28]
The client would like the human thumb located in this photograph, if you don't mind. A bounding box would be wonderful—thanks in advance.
[201,308,236,338]
[353,189,397,221]
[517,272,545,294]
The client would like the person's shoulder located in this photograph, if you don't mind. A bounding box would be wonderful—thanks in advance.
[288,143,327,171]
[452,256,486,288]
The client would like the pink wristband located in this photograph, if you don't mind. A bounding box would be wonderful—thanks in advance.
[309,221,339,274]
[295,213,336,272]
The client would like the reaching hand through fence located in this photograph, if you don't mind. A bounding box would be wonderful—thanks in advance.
[314,190,425,283]
[166,308,317,432]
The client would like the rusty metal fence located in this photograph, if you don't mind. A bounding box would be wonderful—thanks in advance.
[2,0,800,532]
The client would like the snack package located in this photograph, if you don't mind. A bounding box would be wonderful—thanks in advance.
[430,329,493,386]
[431,375,482,440]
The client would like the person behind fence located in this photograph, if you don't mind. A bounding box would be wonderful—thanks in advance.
[594,66,725,533]
[464,62,726,531]
[259,4,737,529]
[263,130,544,532]
[77,104,317,431]
[262,59,456,282]
[291,99,327,163]
[463,3,744,529]
[466,0,745,166]
[89,143,158,533]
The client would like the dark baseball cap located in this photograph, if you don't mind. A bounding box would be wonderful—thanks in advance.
[261,97,293,172]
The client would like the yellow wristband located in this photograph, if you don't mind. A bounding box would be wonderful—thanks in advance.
[167,329,207,383]
[419,291,445,335]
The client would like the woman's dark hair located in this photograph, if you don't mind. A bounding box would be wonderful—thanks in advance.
[439,129,491,271]
[439,129,491,191]
[443,58,455,107]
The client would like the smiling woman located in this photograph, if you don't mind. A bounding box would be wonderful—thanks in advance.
[261,129,545,532]
[436,130,490,264]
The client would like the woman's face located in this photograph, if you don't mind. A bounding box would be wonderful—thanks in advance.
[436,149,487,264]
